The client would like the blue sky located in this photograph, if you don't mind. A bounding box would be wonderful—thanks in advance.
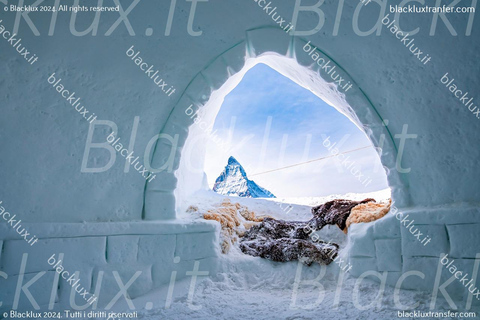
[204,63,389,197]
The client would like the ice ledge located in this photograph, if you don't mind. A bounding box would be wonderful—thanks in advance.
[398,203,480,224]
[0,219,218,241]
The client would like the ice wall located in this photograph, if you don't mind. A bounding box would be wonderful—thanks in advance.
[0,0,478,222]
[347,205,480,308]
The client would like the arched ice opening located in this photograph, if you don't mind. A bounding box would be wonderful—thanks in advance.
[143,27,410,221]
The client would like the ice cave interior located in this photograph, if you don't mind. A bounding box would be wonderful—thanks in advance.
[1,2,479,315]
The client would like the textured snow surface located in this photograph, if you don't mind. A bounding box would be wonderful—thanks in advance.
[133,272,445,320]
[130,220,457,319]
[213,156,276,198]
[270,189,392,207]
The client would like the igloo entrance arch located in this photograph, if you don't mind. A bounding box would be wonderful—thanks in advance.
[143,28,408,221]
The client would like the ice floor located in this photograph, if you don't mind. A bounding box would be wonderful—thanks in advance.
[132,244,459,320]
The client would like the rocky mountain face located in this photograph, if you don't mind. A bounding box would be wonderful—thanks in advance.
[213,156,276,198]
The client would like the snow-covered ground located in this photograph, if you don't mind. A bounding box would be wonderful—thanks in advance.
[125,188,473,319]
[270,188,392,207]
[181,188,391,221]
[133,265,442,320]
[180,188,391,247]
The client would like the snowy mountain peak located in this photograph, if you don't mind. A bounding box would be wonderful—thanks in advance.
[223,156,247,178]
[213,157,276,198]
[227,156,240,166]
